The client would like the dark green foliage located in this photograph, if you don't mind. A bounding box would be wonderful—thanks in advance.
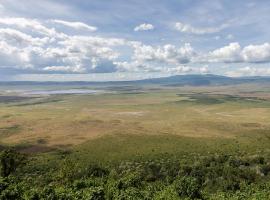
[261,164,270,176]
[153,185,179,200]
[57,159,79,183]
[23,189,40,200]
[174,176,202,199]
[0,149,270,199]
[0,149,25,177]
[86,164,109,178]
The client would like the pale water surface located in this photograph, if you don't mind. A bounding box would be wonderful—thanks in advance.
[22,89,103,95]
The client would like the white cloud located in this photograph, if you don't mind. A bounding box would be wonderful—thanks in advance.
[206,42,242,63]
[0,40,31,68]
[0,18,126,73]
[131,43,196,65]
[242,43,270,63]
[43,65,82,73]
[114,43,196,73]
[199,65,210,74]
[0,28,49,46]
[1,16,270,75]
[174,22,229,35]
[165,65,192,73]
[134,23,154,31]
[115,61,194,74]
[226,66,270,77]
[0,17,63,38]
[114,61,160,72]
[52,20,97,31]
[205,42,270,63]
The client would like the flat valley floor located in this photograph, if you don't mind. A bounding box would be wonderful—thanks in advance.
[1,83,270,199]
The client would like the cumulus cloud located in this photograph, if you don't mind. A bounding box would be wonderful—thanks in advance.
[206,42,242,63]
[205,42,270,63]
[0,28,49,46]
[131,43,196,64]
[134,23,154,31]
[174,21,229,35]
[0,17,127,73]
[115,41,270,73]
[0,16,270,76]
[114,61,160,73]
[242,43,270,63]
[113,43,197,73]
[51,20,97,31]
[0,40,32,69]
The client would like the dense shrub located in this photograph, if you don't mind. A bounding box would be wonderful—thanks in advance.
[0,149,25,177]
[0,149,270,199]
[174,176,202,199]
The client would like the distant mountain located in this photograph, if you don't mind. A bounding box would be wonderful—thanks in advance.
[1,74,270,86]
[132,74,270,86]
[133,74,233,86]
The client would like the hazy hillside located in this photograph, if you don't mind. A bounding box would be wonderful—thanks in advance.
[2,74,270,87]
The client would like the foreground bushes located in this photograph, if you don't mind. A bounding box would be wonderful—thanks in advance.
[0,150,270,199]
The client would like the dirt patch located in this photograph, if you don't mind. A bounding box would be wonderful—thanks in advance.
[241,123,262,128]
[17,145,56,154]
[115,111,148,116]
[216,112,233,117]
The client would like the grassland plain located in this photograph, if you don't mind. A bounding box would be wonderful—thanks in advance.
[0,83,270,199]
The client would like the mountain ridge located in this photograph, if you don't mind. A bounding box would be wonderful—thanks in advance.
[1,74,270,86]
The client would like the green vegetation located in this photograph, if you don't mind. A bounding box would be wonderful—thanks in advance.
[0,144,270,199]
[0,83,270,199]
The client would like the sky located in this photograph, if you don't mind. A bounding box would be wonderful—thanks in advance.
[0,0,270,81]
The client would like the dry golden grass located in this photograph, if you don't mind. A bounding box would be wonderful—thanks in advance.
[1,85,270,147]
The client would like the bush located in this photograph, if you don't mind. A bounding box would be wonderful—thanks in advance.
[174,176,202,199]
[0,183,23,200]
[154,185,179,200]
[82,186,105,200]
[86,164,109,178]
[260,164,270,176]
[0,149,25,177]
[0,152,269,199]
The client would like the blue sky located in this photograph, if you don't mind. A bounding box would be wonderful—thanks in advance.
[0,0,270,81]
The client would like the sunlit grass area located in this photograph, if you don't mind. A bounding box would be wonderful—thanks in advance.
[1,84,270,148]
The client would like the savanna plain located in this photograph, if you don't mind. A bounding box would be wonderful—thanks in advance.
[0,82,270,199]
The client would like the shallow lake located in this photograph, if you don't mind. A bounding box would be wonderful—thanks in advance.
[22,89,103,95]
